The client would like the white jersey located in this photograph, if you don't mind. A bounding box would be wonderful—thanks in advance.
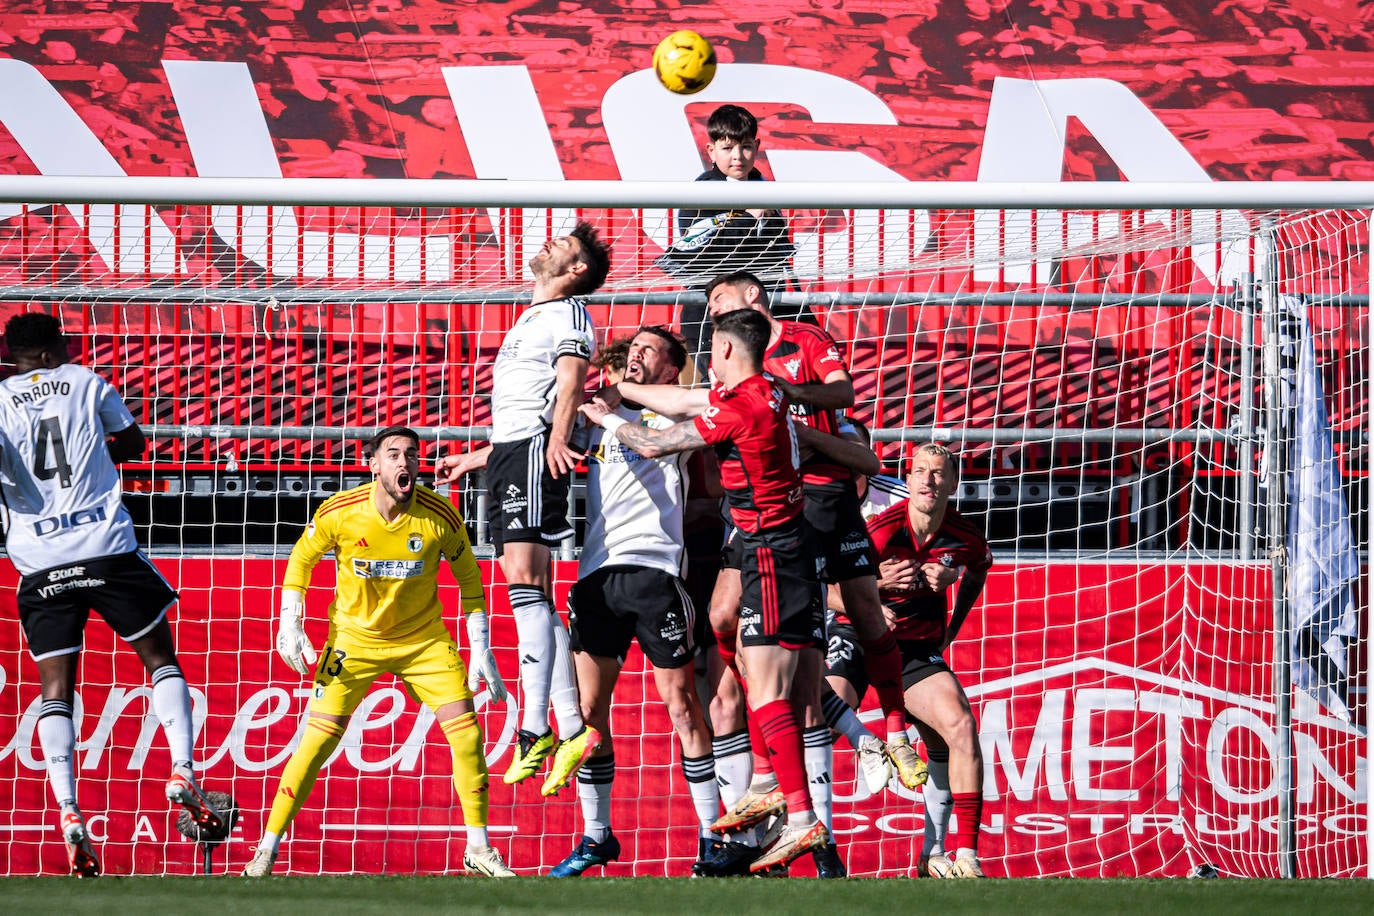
[490,297,594,444]
[0,363,139,575]
[578,405,687,577]
[861,474,908,521]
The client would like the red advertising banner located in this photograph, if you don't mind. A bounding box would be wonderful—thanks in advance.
[1,558,1364,877]
[0,1,1370,184]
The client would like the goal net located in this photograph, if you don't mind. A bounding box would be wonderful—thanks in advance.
[0,180,1367,878]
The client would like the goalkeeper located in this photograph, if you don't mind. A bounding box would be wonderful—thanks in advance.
[243,426,513,878]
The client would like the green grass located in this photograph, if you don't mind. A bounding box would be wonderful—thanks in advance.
[3,876,1372,915]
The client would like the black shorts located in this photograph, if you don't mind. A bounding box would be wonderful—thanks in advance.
[486,433,573,554]
[804,480,878,583]
[17,551,178,661]
[824,610,868,695]
[722,524,743,571]
[685,526,725,650]
[898,638,953,690]
[736,522,823,651]
[569,565,697,669]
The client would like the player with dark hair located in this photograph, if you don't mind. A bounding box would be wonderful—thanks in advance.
[661,103,798,372]
[702,273,928,807]
[591,335,633,379]
[549,326,721,876]
[245,426,513,877]
[438,221,612,793]
[566,221,612,296]
[860,442,993,878]
[0,312,223,877]
[580,308,829,873]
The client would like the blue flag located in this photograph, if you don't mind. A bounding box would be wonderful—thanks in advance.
[1284,297,1358,721]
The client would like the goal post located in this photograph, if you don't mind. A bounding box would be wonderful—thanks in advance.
[0,177,1368,878]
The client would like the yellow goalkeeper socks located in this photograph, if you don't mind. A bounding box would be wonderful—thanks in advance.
[265,717,345,836]
[440,712,489,829]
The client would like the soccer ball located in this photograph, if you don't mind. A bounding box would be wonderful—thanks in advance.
[652,30,717,94]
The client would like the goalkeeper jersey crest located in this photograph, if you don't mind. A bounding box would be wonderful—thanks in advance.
[284,483,484,644]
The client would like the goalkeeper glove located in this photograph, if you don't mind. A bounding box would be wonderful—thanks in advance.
[276,589,318,676]
[465,611,507,702]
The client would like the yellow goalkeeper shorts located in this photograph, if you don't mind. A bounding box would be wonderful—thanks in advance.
[309,622,472,716]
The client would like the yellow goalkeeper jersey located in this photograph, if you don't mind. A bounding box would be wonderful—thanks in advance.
[283,482,485,644]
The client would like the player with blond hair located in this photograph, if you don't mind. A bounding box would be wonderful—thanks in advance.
[862,442,993,878]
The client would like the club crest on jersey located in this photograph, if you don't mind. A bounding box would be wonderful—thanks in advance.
[407,534,423,553]
[939,554,956,567]
[783,357,801,379]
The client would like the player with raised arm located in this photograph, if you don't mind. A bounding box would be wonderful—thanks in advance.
[437,221,611,792]
[547,327,721,876]
[683,273,923,875]
[243,426,513,878]
[863,443,993,878]
[581,308,828,874]
[0,313,222,878]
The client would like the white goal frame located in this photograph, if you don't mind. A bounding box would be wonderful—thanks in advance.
[0,176,1368,879]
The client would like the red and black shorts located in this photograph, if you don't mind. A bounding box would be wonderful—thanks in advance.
[18,551,178,661]
[803,479,878,583]
[486,431,573,554]
[569,565,697,669]
[736,521,823,651]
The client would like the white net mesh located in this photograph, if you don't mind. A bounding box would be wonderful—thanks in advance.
[0,192,1366,877]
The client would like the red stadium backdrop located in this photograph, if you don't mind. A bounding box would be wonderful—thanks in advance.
[0,1,1370,185]
[0,559,1362,878]
[0,0,1370,880]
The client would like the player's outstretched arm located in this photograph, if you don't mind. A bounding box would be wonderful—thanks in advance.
[107,423,146,462]
[775,368,855,411]
[793,423,881,477]
[616,380,710,418]
[435,445,492,486]
[580,399,707,458]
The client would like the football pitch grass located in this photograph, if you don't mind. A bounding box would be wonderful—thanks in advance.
[5,876,1373,914]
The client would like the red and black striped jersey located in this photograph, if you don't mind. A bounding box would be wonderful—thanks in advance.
[764,320,851,486]
[865,501,993,642]
[693,374,804,534]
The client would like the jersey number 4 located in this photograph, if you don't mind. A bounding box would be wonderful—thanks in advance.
[35,416,73,488]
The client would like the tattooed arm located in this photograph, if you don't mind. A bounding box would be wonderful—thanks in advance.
[580,399,708,458]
